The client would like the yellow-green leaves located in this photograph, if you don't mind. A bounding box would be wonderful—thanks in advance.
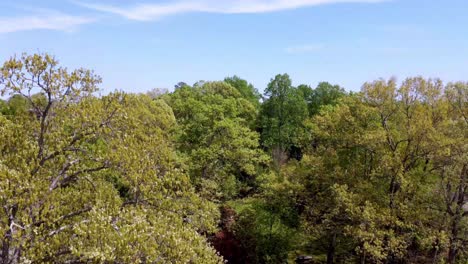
[0,54,222,263]
[294,78,467,263]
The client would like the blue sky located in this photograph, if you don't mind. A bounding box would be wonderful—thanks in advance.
[1,0,467,94]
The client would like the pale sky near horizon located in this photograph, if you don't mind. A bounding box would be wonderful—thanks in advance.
[1,0,467,94]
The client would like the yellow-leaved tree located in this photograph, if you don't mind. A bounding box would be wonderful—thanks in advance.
[0,54,222,263]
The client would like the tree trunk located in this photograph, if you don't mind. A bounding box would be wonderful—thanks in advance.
[360,250,366,264]
[327,232,336,264]
[1,204,18,264]
[447,164,466,264]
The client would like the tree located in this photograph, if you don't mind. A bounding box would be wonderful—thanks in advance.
[174,81,189,90]
[297,84,314,108]
[294,95,381,263]
[308,82,346,116]
[231,170,301,264]
[260,74,308,166]
[436,82,467,263]
[224,76,261,108]
[0,54,222,263]
[146,87,169,98]
[166,81,268,201]
[293,77,467,263]
[0,94,29,116]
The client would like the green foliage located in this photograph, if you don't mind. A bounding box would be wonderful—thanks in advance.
[308,81,346,116]
[0,94,29,116]
[231,197,299,263]
[293,78,467,263]
[1,53,466,264]
[166,81,268,201]
[260,74,308,166]
[224,75,261,109]
[0,54,222,263]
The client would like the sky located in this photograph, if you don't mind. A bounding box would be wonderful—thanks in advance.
[1,0,468,94]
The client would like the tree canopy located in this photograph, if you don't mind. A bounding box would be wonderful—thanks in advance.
[1,53,466,264]
[0,54,222,263]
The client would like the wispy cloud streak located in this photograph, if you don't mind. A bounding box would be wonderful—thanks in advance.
[76,0,388,21]
[0,11,94,34]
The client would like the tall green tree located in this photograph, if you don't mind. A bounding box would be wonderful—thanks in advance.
[308,82,346,116]
[224,76,261,108]
[166,81,268,201]
[260,74,308,166]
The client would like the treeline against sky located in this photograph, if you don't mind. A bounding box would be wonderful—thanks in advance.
[0,54,466,264]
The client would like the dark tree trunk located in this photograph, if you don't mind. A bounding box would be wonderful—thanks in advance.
[447,164,466,264]
[327,233,336,264]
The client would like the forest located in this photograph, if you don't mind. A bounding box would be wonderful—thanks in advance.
[0,53,466,264]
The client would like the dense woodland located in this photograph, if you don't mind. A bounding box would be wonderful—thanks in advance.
[0,53,466,264]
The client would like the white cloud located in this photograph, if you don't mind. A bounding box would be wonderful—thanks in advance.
[76,0,388,21]
[285,44,324,54]
[0,11,94,34]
